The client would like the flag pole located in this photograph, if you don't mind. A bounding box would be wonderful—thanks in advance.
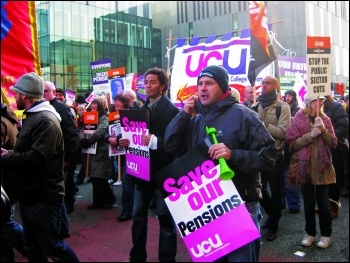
[272,11,281,97]
[117,155,122,184]
[166,29,172,98]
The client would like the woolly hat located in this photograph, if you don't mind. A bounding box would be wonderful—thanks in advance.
[55,88,66,98]
[76,95,86,104]
[284,90,297,102]
[11,72,44,99]
[305,95,325,105]
[197,65,229,93]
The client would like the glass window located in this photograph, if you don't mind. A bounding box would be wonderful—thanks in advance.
[51,5,64,37]
[137,25,143,47]
[103,18,111,42]
[131,24,137,46]
[117,22,129,45]
[144,26,150,48]
[95,17,101,41]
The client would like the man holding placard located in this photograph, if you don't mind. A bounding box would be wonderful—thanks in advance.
[122,67,180,262]
[164,65,277,261]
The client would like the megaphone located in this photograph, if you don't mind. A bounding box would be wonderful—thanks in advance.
[205,126,235,180]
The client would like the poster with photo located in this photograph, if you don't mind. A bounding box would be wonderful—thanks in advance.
[107,67,126,104]
[108,122,126,156]
[81,129,97,154]
[82,111,98,154]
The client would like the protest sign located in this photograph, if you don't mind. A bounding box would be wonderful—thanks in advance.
[154,139,260,262]
[306,36,331,97]
[120,110,150,181]
[108,111,126,156]
[82,111,98,154]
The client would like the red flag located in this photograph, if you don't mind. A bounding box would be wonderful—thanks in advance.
[248,1,276,87]
[1,1,41,110]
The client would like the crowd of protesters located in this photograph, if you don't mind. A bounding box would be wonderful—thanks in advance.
[1,68,348,262]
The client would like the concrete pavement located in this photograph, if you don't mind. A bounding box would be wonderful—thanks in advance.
[14,176,349,262]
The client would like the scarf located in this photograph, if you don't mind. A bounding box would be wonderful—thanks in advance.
[257,90,278,108]
[285,110,334,186]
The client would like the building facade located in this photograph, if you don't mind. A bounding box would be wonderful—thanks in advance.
[36,1,161,96]
[152,1,349,93]
[35,1,349,97]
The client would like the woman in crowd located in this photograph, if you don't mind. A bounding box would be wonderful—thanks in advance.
[286,96,337,249]
[106,94,134,222]
[80,97,116,209]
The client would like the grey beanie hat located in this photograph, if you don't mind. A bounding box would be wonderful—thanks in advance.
[197,65,229,93]
[11,72,44,99]
[305,95,325,105]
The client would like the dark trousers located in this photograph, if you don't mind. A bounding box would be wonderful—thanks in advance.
[120,162,135,217]
[76,164,86,184]
[281,169,301,210]
[302,183,332,237]
[110,156,118,182]
[20,202,79,262]
[259,154,284,231]
[91,177,116,205]
[130,187,177,262]
[1,204,27,262]
[343,153,349,191]
[64,163,78,206]
[328,147,344,202]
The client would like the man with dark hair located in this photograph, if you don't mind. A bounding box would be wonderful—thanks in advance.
[1,72,79,261]
[119,67,180,262]
[55,88,78,120]
[281,89,301,214]
[165,65,277,261]
[55,88,66,103]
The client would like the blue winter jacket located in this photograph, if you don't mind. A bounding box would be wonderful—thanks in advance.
[164,95,277,202]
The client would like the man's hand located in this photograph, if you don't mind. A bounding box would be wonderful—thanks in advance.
[119,138,130,148]
[208,143,231,160]
[183,95,199,116]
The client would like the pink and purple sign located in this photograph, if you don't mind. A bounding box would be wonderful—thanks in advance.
[120,110,150,181]
[154,140,260,262]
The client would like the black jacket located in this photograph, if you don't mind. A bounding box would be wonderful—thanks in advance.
[50,98,80,163]
[323,100,349,144]
[134,94,180,188]
[1,101,65,204]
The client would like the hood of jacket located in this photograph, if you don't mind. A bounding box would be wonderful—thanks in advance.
[25,100,62,122]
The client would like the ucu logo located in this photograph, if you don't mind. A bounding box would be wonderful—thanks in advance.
[127,161,138,172]
[190,234,223,258]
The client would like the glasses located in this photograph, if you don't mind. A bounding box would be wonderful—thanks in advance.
[44,90,50,93]
[261,81,274,85]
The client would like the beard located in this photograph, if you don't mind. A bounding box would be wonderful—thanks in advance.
[16,97,25,110]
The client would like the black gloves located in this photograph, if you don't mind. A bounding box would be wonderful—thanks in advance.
[80,138,91,149]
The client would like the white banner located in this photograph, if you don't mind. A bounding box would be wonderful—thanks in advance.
[170,34,273,106]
